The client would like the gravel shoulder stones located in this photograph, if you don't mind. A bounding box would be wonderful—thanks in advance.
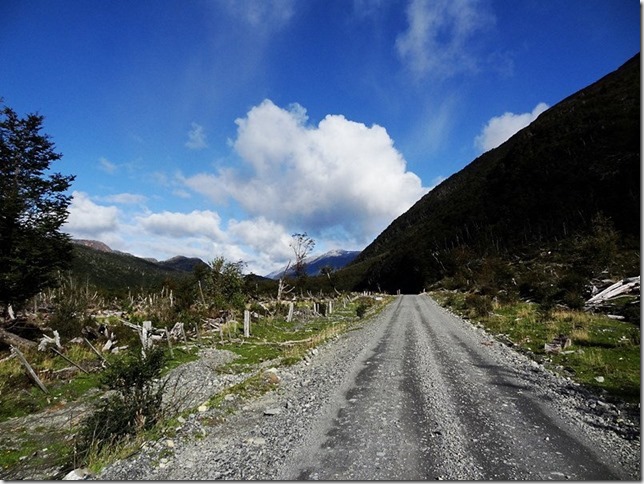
[161,347,247,414]
[98,308,392,480]
[97,296,640,480]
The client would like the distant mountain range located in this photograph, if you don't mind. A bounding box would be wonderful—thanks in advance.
[70,240,208,295]
[72,239,207,273]
[69,239,360,295]
[265,249,361,279]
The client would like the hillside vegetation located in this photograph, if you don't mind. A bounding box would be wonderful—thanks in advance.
[69,244,194,297]
[346,54,639,305]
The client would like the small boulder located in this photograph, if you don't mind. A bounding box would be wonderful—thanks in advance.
[63,469,91,480]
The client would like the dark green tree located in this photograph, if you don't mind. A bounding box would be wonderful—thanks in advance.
[0,102,75,316]
[203,256,247,312]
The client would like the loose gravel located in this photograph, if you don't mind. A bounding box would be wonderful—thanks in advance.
[96,296,640,480]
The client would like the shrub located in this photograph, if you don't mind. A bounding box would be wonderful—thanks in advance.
[621,303,640,326]
[76,347,167,461]
[48,277,95,340]
[572,213,619,277]
[356,303,368,318]
[355,296,374,318]
[464,293,493,318]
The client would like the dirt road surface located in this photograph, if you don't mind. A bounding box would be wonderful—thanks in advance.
[100,295,640,480]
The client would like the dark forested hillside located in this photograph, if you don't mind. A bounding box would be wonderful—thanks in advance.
[349,53,640,295]
[70,244,194,296]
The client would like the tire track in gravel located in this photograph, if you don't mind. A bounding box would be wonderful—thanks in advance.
[98,295,639,480]
[280,295,632,480]
[282,295,480,480]
[411,295,626,480]
[284,296,422,480]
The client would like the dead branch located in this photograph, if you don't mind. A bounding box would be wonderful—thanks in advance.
[50,347,89,374]
[84,337,109,365]
[11,345,48,394]
[38,330,62,352]
[251,337,314,347]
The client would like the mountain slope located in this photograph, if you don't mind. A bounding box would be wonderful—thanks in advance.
[69,242,201,295]
[156,256,208,273]
[349,53,640,293]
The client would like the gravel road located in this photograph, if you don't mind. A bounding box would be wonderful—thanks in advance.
[98,295,640,480]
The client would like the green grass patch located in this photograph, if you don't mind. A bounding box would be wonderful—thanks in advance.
[216,297,391,373]
[0,427,75,479]
[0,362,103,423]
[161,346,200,374]
[0,295,393,478]
[206,371,279,410]
[431,290,640,403]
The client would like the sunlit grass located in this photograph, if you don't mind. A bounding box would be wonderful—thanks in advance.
[431,290,640,402]
[0,294,393,479]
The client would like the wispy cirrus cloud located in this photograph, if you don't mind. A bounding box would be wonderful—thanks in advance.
[98,193,148,205]
[185,122,208,150]
[222,0,295,31]
[395,0,496,80]
[98,157,118,174]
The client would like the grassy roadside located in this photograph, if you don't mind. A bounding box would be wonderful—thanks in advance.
[82,294,392,474]
[0,294,391,479]
[430,290,640,403]
[217,296,390,371]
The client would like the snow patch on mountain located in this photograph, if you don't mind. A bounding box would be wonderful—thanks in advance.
[265,249,361,279]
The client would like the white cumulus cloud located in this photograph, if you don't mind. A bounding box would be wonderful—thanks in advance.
[137,210,224,240]
[228,217,293,261]
[64,191,119,238]
[62,193,293,274]
[475,102,549,153]
[183,99,427,245]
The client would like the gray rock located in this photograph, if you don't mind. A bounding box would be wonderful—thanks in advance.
[63,468,91,480]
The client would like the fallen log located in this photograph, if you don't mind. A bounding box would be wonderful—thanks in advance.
[0,327,37,351]
[251,337,315,347]
[585,276,640,307]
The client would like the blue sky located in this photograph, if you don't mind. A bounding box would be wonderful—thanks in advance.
[1,0,639,275]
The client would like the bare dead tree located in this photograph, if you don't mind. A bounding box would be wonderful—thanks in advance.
[277,261,294,303]
[290,233,315,280]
